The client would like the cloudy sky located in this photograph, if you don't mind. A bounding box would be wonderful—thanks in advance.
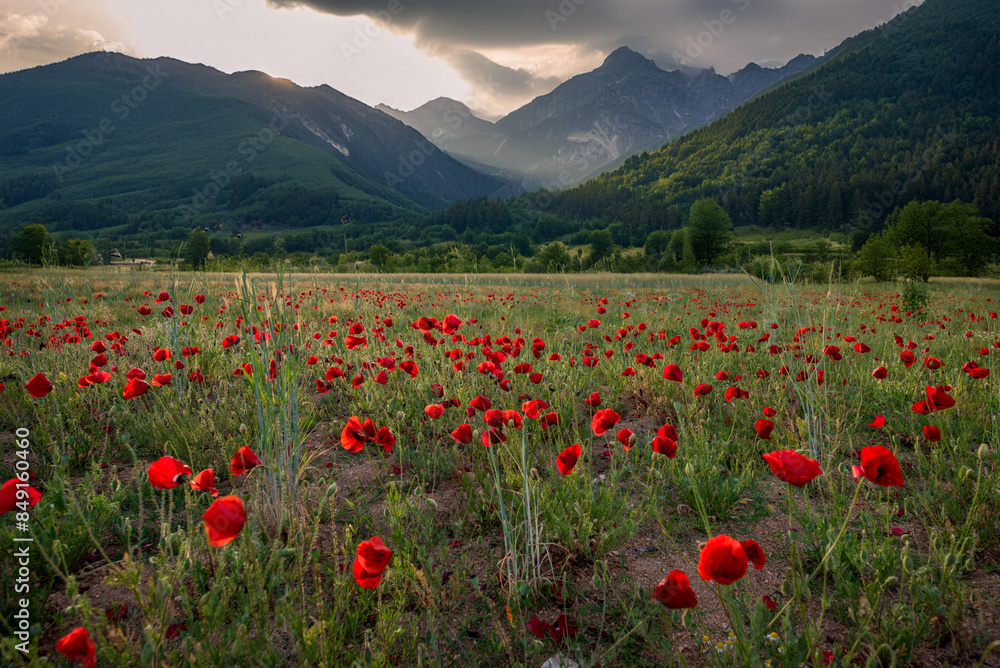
[0,0,919,118]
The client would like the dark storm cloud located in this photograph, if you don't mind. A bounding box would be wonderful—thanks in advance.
[270,0,918,111]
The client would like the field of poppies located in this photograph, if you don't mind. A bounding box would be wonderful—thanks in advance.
[1,268,998,667]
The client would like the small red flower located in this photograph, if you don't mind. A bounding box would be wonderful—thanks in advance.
[651,436,677,458]
[616,428,635,450]
[450,424,473,444]
[740,539,766,569]
[556,443,582,476]
[583,391,602,407]
[148,456,192,489]
[591,408,620,436]
[872,366,888,379]
[56,627,96,668]
[761,450,822,487]
[190,469,219,496]
[353,536,392,588]
[653,570,698,608]
[230,446,262,476]
[424,403,445,419]
[24,372,53,398]
[923,425,941,442]
[123,377,149,399]
[754,419,774,440]
[698,534,748,585]
[868,414,886,428]
[341,416,366,453]
[662,363,683,382]
[693,383,713,396]
[0,478,43,514]
[852,446,904,487]
[203,495,246,547]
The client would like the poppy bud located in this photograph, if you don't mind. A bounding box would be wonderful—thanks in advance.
[396,411,406,421]
[978,444,990,459]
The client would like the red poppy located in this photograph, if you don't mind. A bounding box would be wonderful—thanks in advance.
[0,478,43,514]
[56,627,96,668]
[126,367,147,380]
[662,363,683,382]
[658,424,678,441]
[724,386,748,402]
[763,406,777,418]
[148,456,192,489]
[868,415,886,428]
[653,570,698,608]
[693,383,713,396]
[651,436,677,458]
[155,291,171,303]
[584,391,602,407]
[900,350,916,367]
[923,356,943,370]
[470,395,492,411]
[482,428,506,447]
[854,343,871,353]
[556,443,582,475]
[203,495,246,547]
[761,450,822,487]
[911,400,931,415]
[698,534,748,585]
[24,372,53,398]
[923,425,941,442]
[222,334,240,349]
[591,408,620,436]
[450,424,473,444]
[484,409,504,428]
[354,536,392,588]
[123,377,149,399]
[190,469,219,496]
[373,426,395,453]
[740,539,766,569]
[616,428,635,450]
[424,403,444,419]
[754,419,774,440]
[925,385,955,411]
[230,446,262,476]
[502,409,523,429]
[872,366,888,379]
[341,416,366,452]
[540,411,561,429]
[151,373,172,387]
[152,348,172,362]
[968,367,991,379]
[852,446,904,488]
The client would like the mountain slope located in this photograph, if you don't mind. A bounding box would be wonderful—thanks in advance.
[0,52,504,236]
[393,48,817,190]
[538,0,1000,241]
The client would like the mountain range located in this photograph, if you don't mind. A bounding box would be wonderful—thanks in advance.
[378,49,818,190]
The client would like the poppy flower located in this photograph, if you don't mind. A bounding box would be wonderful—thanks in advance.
[968,367,990,379]
[616,428,635,450]
[230,446,262,476]
[693,383,713,397]
[470,395,492,411]
[872,366,888,379]
[123,377,149,399]
[662,363,683,382]
[203,495,246,547]
[548,614,578,644]
[925,385,955,411]
[354,536,392,588]
[152,348,172,362]
[754,419,774,440]
[761,450,822,487]
[190,469,219,496]
[740,539,766,569]
[911,400,931,415]
[724,386,748,402]
[658,424,678,442]
[451,424,473,444]
[923,356,943,370]
[923,425,941,442]
[56,627,96,668]
[584,391,602,407]
[151,373,172,387]
[502,409,523,429]
[763,406,777,418]
[373,426,395,453]
[424,404,445,419]
[0,478,43,514]
[852,446,904,487]
[591,408,620,436]
[556,443,582,475]
[126,367,147,380]
[900,350,916,367]
[697,534,748,585]
[868,415,886,428]
[540,411,561,429]
[341,416,367,452]
[148,456,192,489]
[653,570,698,609]
[484,409,505,428]
[221,334,240,349]
[482,428,506,447]
[651,436,677,458]
[24,372,53,398]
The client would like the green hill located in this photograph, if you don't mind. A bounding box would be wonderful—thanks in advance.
[533,0,1000,245]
